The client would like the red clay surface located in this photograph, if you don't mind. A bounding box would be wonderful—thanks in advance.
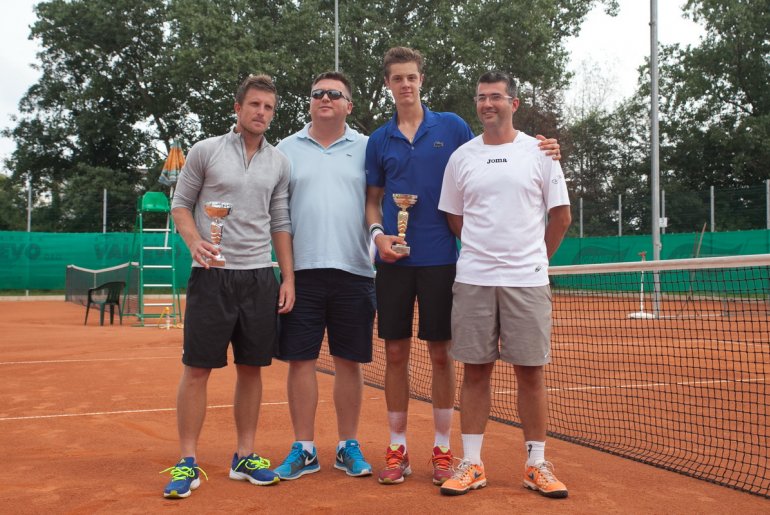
[1,300,768,513]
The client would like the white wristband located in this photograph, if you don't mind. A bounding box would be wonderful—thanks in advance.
[371,228,385,241]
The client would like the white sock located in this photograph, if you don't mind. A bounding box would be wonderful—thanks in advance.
[433,408,453,448]
[388,411,408,449]
[298,440,315,453]
[461,434,484,465]
[525,440,545,466]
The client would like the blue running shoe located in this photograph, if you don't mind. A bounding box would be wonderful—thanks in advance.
[229,453,280,485]
[334,439,372,477]
[161,457,207,499]
[273,442,321,480]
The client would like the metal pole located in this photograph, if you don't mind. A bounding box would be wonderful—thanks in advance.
[334,0,339,71]
[102,188,107,234]
[579,197,584,238]
[766,179,769,230]
[26,175,31,296]
[710,185,715,232]
[650,0,661,316]
[26,175,32,232]
[661,189,666,234]
[618,194,623,236]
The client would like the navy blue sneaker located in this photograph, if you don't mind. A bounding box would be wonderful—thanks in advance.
[229,453,279,485]
[334,439,372,477]
[273,442,321,480]
[161,457,207,498]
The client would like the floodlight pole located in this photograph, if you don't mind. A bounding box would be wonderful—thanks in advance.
[26,173,32,296]
[334,0,339,71]
[650,0,662,316]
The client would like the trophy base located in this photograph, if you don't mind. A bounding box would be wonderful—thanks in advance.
[392,244,411,256]
[208,256,226,267]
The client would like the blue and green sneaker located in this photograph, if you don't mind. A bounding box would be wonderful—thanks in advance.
[229,453,280,485]
[161,457,207,498]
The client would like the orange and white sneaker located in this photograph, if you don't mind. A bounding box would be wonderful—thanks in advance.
[378,444,412,484]
[431,445,453,485]
[523,461,568,498]
[439,459,487,496]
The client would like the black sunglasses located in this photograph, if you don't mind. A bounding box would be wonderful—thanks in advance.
[311,89,350,101]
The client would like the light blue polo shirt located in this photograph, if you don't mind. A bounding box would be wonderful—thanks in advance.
[365,105,474,266]
[277,123,374,278]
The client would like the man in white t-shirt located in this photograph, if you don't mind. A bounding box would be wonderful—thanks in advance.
[437,71,571,498]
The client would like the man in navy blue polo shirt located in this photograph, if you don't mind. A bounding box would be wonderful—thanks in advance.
[365,46,561,486]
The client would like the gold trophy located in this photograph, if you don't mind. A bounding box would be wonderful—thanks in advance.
[204,201,233,267]
[392,193,418,256]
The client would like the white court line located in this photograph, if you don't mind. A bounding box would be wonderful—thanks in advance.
[0,356,177,366]
[494,376,766,395]
[0,402,291,422]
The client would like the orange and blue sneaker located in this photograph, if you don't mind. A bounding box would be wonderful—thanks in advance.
[431,445,453,485]
[439,459,487,496]
[229,453,279,486]
[523,461,568,498]
[334,439,372,477]
[377,444,411,484]
[161,457,208,499]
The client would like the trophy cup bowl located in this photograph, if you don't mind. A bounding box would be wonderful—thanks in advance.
[392,193,418,256]
[204,201,233,267]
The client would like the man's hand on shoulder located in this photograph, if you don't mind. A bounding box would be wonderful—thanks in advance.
[536,134,561,161]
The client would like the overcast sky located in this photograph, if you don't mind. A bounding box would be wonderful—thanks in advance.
[0,1,704,171]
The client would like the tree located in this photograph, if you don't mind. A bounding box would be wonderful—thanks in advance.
[0,176,26,231]
[656,0,770,230]
[5,0,618,232]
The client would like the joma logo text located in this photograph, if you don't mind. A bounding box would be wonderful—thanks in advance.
[486,158,508,164]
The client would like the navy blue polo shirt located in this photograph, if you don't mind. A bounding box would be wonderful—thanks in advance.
[365,105,474,266]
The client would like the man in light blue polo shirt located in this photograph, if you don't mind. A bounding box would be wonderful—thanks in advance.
[272,71,375,481]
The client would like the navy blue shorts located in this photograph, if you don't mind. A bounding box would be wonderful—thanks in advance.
[182,267,279,368]
[374,263,455,341]
[278,269,375,363]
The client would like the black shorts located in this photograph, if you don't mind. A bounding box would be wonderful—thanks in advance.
[374,263,455,341]
[182,267,279,368]
[278,269,375,363]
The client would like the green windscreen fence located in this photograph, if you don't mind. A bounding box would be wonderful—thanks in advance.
[551,229,770,266]
[0,231,192,290]
[1,229,769,290]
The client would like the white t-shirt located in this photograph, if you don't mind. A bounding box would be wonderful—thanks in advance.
[438,132,570,287]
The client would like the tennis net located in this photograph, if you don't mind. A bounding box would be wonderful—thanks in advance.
[317,254,770,497]
[65,262,139,315]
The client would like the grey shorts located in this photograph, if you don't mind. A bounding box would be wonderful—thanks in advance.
[450,282,552,366]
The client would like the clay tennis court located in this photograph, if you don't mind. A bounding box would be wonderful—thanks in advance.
[1,299,767,513]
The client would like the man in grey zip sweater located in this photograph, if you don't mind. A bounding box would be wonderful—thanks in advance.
[161,74,295,498]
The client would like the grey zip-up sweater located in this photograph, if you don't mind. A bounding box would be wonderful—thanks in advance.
[172,129,291,270]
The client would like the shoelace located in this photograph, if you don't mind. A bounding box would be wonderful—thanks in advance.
[343,445,365,462]
[534,461,557,483]
[450,458,474,480]
[384,448,405,469]
[160,463,209,482]
[238,455,271,471]
[286,446,305,464]
[430,450,452,470]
